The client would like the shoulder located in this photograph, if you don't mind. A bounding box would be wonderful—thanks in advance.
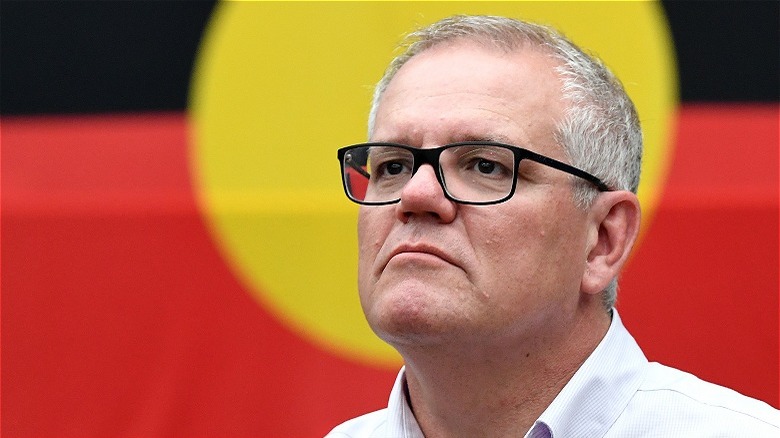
[613,362,780,434]
[325,409,388,438]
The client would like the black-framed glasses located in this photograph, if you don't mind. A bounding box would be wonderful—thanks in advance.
[337,141,611,206]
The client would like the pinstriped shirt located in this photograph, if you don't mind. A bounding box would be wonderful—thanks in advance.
[326,311,780,437]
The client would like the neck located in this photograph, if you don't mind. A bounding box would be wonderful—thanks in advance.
[396,305,611,438]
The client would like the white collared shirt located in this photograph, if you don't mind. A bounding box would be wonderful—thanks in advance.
[326,311,780,437]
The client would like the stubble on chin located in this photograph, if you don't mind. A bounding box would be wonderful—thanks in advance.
[360,262,482,347]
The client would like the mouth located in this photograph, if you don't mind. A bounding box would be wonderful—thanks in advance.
[384,243,459,270]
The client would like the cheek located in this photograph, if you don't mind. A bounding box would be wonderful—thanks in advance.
[468,204,578,288]
[357,209,389,281]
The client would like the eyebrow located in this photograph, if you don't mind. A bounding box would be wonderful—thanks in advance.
[459,133,515,145]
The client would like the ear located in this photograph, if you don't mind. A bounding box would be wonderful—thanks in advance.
[581,191,641,295]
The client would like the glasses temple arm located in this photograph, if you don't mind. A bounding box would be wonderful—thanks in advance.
[529,154,612,192]
[345,156,372,179]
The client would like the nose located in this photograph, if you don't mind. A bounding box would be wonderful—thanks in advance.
[396,164,457,223]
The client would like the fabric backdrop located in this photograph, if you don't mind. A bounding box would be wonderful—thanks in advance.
[2,1,778,436]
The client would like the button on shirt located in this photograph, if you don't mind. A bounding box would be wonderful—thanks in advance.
[326,311,780,437]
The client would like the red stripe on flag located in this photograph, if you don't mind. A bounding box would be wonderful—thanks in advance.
[2,114,193,215]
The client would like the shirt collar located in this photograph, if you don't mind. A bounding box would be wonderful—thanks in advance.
[386,367,425,438]
[531,309,648,437]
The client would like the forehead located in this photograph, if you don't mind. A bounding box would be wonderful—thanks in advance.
[372,42,566,155]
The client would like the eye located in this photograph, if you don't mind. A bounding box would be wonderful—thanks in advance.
[382,161,407,176]
[464,155,511,179]
[374,158,412,178]
[445,146,514,181]
[368,148,413,180]
[475,159,500,175]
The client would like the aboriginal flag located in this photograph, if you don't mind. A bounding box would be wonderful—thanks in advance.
[2,1,778,436]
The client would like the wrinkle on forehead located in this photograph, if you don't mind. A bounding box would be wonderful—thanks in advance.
[370,42,567,156]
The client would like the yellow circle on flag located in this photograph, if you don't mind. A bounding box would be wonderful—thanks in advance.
[190,1,677,368]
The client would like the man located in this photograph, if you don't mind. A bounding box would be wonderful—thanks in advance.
[329,15,779,437]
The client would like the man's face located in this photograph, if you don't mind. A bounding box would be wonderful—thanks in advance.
[358,42,593,351]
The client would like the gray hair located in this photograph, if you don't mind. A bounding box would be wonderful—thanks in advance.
[367,15,643,309]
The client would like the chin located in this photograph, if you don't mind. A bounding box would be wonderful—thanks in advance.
[363,280,464,347]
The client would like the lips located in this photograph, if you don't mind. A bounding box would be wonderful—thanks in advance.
[384,243,459,271]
